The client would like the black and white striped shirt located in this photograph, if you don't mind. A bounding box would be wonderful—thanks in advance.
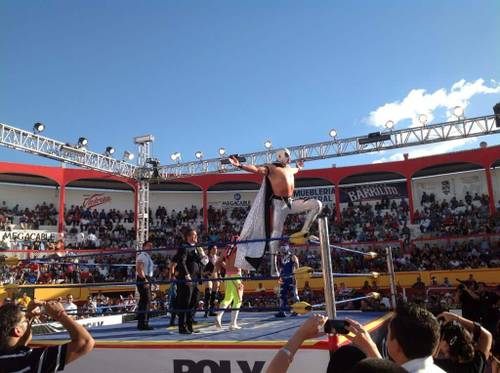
[0,344,67,373]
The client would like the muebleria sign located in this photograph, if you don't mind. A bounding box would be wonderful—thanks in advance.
[340,182,407,203]
[1,230,58,242]
[293,186,335,206]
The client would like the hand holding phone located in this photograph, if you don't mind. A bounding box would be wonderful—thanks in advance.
[324,319,350,335]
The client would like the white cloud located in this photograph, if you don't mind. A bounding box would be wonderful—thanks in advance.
[367,78,500,129]
[367,78,500,164]
[372,138,478,164]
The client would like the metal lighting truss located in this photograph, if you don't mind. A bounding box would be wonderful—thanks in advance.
[159,114,499,178]
[0,123,138,178]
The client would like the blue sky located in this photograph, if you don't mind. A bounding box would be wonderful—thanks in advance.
[1,0,499,170]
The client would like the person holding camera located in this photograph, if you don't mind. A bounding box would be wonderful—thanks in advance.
[0,299,94,372]
[434,311,492,373]
[266,314,328,373]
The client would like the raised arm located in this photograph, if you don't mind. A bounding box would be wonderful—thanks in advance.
[43,301,95,365]
[229,156,268,175]
[291,160,304,175]
[438,311,493,357]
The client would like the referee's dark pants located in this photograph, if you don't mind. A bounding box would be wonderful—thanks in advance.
[137,277,151,329]
[177,281,192,332]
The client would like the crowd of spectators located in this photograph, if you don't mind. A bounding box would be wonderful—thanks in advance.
[415,192,497,236]
[335,197,409,243]
[0,201,58,230]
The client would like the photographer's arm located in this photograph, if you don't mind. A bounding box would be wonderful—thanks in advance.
[266,314,327,373]
[43,301,95,365]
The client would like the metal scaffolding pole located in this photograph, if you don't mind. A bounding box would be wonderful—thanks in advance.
[134,136,154,249]
[386,246,397,309]
[319,217,337,320]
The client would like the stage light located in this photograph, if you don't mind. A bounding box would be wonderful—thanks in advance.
[453,106,464,118]
[385,121,394,130]
[105,146,115,156]
[264,140,272,149]
[170,152,181,162]
[33,122,45,134]
[78,137,88,147]
[123,151,134,161]
[329,129,337,138]
[195,151,203,160]
[418,114,428,126]
[218,147,226,156]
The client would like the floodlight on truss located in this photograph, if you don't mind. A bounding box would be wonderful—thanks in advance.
[453,106,464,119]
[264,140,272,149]
[195,151,203,160]
[33,122,45,134]
[78,137,88,148]
[123,150,134,161]
[103,146,115,157]
[218,147,226,156]
[418,114,428,126]
[329,129,338,138]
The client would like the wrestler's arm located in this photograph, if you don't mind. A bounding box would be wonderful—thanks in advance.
[293,255,299,272]
[291,160,304,175]
[229,156,269,175]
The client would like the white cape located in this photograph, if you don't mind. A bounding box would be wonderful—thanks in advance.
[235,180,268,270]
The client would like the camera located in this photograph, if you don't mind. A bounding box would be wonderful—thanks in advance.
[324,319,350,335]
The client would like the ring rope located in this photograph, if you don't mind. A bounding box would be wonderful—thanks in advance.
[28,292,381,323]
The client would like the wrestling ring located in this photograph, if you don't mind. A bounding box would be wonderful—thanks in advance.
[2,218,397,373]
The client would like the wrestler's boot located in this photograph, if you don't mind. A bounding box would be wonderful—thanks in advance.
[229,310,242,330]
[275,284,287,318]
[203,288,211,317]
[209,291,217,316]
[290,200,323,244]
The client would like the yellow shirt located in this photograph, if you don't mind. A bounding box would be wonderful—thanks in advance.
[17,296,31,308]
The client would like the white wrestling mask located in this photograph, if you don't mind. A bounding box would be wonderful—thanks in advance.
[276,148,291,165]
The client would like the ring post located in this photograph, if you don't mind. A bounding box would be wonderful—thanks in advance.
[385,246,397,309]
[318,217,339,351]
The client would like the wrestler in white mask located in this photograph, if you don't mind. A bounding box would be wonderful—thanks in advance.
[229,148,322,275]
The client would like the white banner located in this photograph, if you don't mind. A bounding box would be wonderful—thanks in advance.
[33,314,124,335]
[64,347,328,373]
[0,229,58,243]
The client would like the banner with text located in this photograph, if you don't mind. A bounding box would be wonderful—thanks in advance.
[293,186,335,207]
[340,182,407,203]
[1,230,58,243]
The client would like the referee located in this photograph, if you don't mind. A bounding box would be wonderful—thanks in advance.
[136,240,154,331]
